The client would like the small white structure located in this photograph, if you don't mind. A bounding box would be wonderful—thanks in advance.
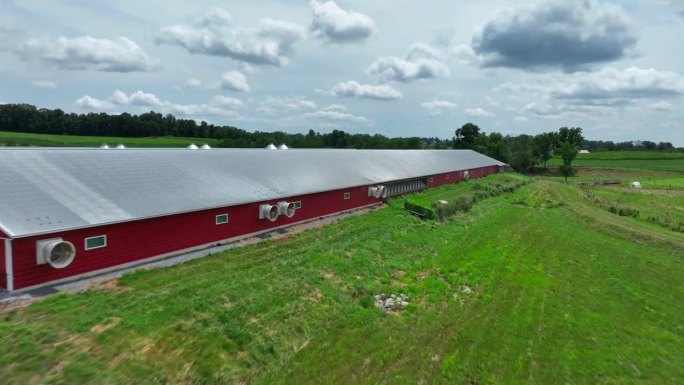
[99,144,110,149]
[579,150,590,154]
[630,181,642,189]
[278,144,289,150]
[200,144,212,149]
[265,143,277,150]
[115,144,126,149]
[186,143,199,150]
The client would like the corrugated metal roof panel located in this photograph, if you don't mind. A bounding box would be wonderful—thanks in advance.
[0,148,504,237]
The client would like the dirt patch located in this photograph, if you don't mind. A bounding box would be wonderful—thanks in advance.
[90,316,122,334]
[86,277,127,292]
[392,270,407,278]
[0,296,36,313]
[306,287,324,302]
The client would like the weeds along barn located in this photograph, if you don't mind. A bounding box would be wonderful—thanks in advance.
[0,148,504,291]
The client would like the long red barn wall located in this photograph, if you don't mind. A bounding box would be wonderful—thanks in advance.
[0,239,6,289]
[9,166,499,290]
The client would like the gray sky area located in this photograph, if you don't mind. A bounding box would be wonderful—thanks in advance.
[1,0,683,145]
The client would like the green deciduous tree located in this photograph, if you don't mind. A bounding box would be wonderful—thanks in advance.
[533,132,555,168]
[507,135,536,172]
[453,123,481,149]
[555,127,583,181]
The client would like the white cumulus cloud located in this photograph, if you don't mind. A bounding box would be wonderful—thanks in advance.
[329,80,403,100]
[553,67,684,100]
[310,0,375,43]
[75,90,243,119]
[74,95,113,110]
[156,8,304,66]
[465,107,494,117]
[369,44,450,83]
[304,104,369,123]
[220,70,250,92]
[421,100,457,116]
[18,36,159,72]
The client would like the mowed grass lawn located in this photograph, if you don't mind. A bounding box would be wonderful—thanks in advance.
[1,174,682,384]
[0,131,221,148]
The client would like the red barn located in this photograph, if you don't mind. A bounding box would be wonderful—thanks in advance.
[0,148,504,291]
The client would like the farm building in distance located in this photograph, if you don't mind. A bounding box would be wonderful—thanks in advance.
[0,148,504,291]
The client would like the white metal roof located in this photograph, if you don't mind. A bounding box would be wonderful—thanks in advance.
[0,148,504,238]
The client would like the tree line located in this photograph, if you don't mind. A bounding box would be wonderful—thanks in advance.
[453,123,587,177]
[0,104,679,162]
[0,104,436,149]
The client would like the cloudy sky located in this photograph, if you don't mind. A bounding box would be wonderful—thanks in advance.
[1,0,683,145]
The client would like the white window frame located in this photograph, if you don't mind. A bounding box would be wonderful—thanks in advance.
[293,201,302,209]
[215,214,229,225]
[343,192,351,200]
[85,235,107,250]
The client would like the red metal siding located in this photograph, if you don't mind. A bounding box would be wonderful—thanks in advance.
[10,166,501,290]
[425,166,497,188]
[0,240,6,289]
[11,184,382,290]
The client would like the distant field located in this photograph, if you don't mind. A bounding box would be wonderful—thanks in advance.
[2,174,682,384]
[0,131,221,148]
[573,151,684,160]
[548,151,684,173]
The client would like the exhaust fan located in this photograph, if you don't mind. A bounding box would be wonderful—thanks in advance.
[36,238,76,269]
[259,204,279,221]
[277,201,296,218]
[368,186,383,198]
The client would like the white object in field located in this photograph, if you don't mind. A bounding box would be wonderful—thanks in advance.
[630,181,642,189]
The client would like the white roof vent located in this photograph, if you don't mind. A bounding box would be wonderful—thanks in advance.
[265,143,277,150]
[278,144,289,150]
[200,143,212,149]
[115,144,126,149]
[187,143,199,150]
[99,143,110,149]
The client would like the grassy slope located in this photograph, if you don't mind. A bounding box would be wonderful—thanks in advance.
[0,131,221,148]
[548,151,684,173]
[1,175,682,384]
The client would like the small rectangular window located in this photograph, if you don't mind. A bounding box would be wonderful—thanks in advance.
[446,174,450,180]
[216,214,229,225]
[429,177,434,183]
[344,192,351,200]
[293,201,302,209]
[85,235,107,250]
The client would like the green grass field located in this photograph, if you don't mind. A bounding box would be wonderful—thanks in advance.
[1,171,683,384]
[548,151,684,173]
[572,151,684,161]
[0,131,220,148]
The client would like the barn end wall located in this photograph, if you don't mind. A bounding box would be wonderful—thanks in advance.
[10,165,500,290]
[10,184,382,290]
